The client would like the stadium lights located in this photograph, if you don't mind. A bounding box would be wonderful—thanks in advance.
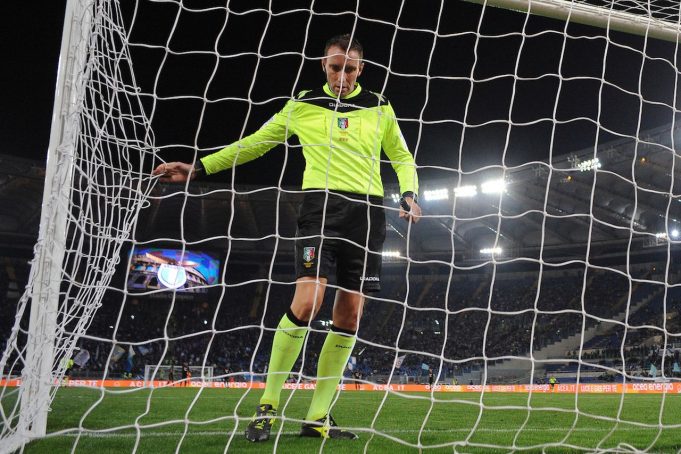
[423,188,449,201]
[480,247,502,255]
[657,230,679,239]
[454,185,477,197]
[481,179,506,194]
[382,250,401,257]
[577,157,602,172]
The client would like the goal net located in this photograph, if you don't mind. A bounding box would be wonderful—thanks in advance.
[2,0,681,452]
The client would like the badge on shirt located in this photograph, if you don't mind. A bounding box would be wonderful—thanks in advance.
[337,118,349,129]
[303,246,315,267]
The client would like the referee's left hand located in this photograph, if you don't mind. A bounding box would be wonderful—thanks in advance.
[399,196,421,223]
[152,162,196,183]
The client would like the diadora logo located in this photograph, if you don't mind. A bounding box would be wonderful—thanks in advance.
[360,276,380,282]
[328,102,353,108]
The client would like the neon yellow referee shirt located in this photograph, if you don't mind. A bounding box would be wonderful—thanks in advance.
[201,83,418,198]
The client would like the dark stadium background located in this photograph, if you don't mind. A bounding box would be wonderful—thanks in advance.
[3,0,678,177]
[4,0,681,266]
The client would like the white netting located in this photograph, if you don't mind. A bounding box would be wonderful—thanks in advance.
[2,0,681,452]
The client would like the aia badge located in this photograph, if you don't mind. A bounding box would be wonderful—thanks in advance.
[337,117,349,129]
[303,246,316,268]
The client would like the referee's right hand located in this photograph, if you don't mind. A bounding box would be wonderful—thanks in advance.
[152,162,196,183]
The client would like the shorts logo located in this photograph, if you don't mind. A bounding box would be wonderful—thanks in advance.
[361,276,380,282]
[303,246,315,268]
[337,118,349,129]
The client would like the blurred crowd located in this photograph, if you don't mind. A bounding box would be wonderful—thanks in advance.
[1,258,679,382]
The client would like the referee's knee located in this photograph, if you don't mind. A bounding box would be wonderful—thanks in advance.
[332,312,361,333]
[289,295,323,322]
[289,303,315,322]
[290,277,327,321]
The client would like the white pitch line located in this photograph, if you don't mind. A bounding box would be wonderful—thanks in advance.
[53,395,249,400]
[50,426,672,439]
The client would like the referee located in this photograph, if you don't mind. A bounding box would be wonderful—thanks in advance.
[154,33,420,442]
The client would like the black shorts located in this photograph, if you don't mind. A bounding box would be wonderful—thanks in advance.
[295,190,386,292]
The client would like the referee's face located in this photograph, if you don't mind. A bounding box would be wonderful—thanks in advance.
[322,45,364,98]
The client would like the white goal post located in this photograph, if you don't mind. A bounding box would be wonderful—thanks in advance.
[1,0,157,450]
[11,0,94,447]
[1,0,680,452]
[467,0,681,42]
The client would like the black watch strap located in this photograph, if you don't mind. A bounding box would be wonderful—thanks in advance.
[194,160,205,176]
[399,192,418,211]
[401,191,418,203]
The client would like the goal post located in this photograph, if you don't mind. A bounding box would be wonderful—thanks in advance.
[2,0,157,450]
[15,0,93,444]
[467,0,681,43]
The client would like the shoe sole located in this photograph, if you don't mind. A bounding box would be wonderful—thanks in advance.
[244,431,270,442]
[300,426,358,440]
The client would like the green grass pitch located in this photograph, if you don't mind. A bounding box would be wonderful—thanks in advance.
[5,387,681,453]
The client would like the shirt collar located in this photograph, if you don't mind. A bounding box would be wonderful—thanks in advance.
[323,82,362,99]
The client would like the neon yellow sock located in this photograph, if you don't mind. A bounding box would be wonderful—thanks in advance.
[260,313,308,409]
[305,329,356,421]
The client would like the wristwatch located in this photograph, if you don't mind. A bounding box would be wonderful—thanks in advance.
[194,160,205,176]
[399,191,418,211]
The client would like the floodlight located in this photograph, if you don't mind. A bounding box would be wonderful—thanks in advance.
[423,188,449,201]
[454,185,477,197]
[481,179,506,194]
[577,157,602,172]
[480,247,502,254]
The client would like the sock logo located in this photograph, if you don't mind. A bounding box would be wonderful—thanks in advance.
[335,344,353,349]
[278,325,305,339]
